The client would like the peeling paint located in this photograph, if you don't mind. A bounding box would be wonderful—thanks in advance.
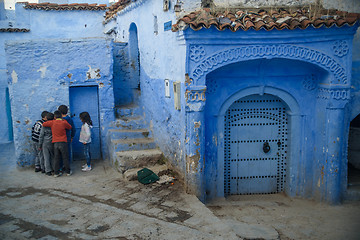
[213,134,217,146]
[321,165,324,184]
[185,73,192,86]
[194,121,201,128]
[186,149,200,173]
[67,73,73,79]
[11,70,18,84]
[336,137,339,141]
[99,82,104,88]
[87,65,101,80]
[37,65,47,78]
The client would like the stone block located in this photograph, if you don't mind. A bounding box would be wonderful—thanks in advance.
[115,149,163,172]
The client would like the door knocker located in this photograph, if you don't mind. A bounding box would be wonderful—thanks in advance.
[263,141,270,153]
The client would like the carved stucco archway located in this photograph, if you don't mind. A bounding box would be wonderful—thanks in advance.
[187,44,349,86]
[184,43,351,203]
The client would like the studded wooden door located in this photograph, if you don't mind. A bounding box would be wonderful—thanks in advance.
[224,94,288,195]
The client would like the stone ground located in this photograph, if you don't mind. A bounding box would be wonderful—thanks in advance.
[0,142,360,240]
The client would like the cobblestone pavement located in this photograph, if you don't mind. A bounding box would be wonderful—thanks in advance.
[0,143,239,240]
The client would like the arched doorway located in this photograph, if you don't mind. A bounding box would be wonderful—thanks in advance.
[224,94,288,195]
[129,23,140,90]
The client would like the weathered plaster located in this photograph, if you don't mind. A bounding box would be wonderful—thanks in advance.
[6,38,114,166]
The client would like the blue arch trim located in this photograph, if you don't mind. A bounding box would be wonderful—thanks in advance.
[191,45,346,85]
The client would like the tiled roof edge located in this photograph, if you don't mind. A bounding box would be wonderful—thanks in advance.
[0,28,30,32]
[104,0,149,23]
[172,8,360,32]
[20,2,107,11]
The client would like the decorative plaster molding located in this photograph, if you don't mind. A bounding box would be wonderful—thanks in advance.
[317,88,350,100]
[302,74,317,91]
[185,89,206,102]
[191,45,347,85]
[189,45,206,62]
[332,40,349,58]
[185,88,206,112]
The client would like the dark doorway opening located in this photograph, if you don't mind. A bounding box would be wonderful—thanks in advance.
[348,115,360,192]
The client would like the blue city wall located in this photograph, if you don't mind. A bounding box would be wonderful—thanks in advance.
[109,0,188,176]
[5,38,114,166]
[0,2,107,144]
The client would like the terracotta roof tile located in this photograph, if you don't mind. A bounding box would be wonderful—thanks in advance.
[21,2,107,11]
[0,28,30,32]
[105,0,130,20]
[172,8,360,32]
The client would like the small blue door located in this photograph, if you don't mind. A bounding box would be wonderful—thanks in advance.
[224,94,288,195]
[69,86,101,160]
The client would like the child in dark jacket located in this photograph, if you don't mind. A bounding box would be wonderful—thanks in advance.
[39,112,54,176]
[31,111,48,173]
[43,110,72,177]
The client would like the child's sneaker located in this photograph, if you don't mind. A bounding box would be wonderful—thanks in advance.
[66,171,72,176]
[54,173,61,178]
[46,172,52,176]
[35,167,41,172]
[82,164,87,168]
[82,166,92,172]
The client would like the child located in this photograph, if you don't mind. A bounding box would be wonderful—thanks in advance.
[43,110,72,177]
[79,112,93,172]
[58,105,76,170]
[39,112,54,176]
[31,111,48,173]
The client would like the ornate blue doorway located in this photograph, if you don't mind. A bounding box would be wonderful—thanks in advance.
[224,94,288,195]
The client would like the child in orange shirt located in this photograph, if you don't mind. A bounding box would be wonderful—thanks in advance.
[43,110,72,177]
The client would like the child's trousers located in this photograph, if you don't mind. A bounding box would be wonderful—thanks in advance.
[54,142,70,175]
[42,142,54,173]
[32,141,44,170]
[83,143,91,166]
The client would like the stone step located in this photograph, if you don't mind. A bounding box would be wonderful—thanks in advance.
[115,104,143,118]
[110,116,149,130]
[108,128,151,139]
[113,149,164,172]
[111,138,157,152]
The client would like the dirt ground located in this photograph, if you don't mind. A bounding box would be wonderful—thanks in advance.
[1,142,360,240]
[207,193,360,240]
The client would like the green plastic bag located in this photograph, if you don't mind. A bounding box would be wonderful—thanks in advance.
[137,168,160,185]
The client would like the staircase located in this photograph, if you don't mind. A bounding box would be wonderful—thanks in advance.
[107,105,163,173]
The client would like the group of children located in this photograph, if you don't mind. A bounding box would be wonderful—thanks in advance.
[31,105,93,177]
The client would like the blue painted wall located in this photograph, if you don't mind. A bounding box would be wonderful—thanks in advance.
[113,42,133,106]
[0,2,107,144]
[109,0,188,175]
[5,38,113,166]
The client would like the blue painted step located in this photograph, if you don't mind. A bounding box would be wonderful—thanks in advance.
[111,138,157,152]
[110,116,149,130]
[108,128,151,139]
[115,104,143,118]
